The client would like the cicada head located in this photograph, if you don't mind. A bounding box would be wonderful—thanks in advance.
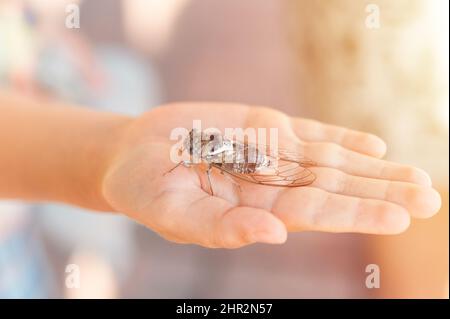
[183,129,226,162]
[183,129,202,158]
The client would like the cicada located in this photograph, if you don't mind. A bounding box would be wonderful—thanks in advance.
[167,129,316,195]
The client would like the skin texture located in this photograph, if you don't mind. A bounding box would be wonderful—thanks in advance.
[0,93,441,248]
[102,103,441,248]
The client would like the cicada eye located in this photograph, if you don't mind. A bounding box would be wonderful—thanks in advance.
[210,134,215,141]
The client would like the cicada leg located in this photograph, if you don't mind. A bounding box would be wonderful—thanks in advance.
[206,165,214,196]
[163,160,191,176]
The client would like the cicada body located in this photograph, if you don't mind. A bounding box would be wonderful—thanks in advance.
[168,129,316,195]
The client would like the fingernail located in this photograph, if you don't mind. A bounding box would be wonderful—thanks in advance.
[250,230,287,244]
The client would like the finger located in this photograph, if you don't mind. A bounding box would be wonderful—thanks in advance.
[151,190,287,248]
[309,167,441,218]
[269,187,411,234]
[204,168,411,234]
[229,183,410,234]
[292,118,387,158]
[301,142,432,186]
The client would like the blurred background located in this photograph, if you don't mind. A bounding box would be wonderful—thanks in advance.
[0,0,448,298]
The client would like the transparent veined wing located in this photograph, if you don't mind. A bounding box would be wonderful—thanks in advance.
[212,141,316,187]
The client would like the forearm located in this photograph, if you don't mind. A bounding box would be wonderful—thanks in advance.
[0,91,132,211]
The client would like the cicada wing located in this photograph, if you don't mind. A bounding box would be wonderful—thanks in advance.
[249,143,314,166]
[231,140,315,165]
[211,141,316,187]
[212,162,315,187]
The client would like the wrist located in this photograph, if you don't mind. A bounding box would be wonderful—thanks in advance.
[84,113,134,212]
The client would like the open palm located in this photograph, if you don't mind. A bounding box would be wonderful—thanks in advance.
[102,103,441,248]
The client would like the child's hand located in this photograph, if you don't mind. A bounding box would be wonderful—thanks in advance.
[102,103,441,248]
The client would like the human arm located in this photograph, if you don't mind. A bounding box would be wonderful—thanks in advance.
[0,92,441,248]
